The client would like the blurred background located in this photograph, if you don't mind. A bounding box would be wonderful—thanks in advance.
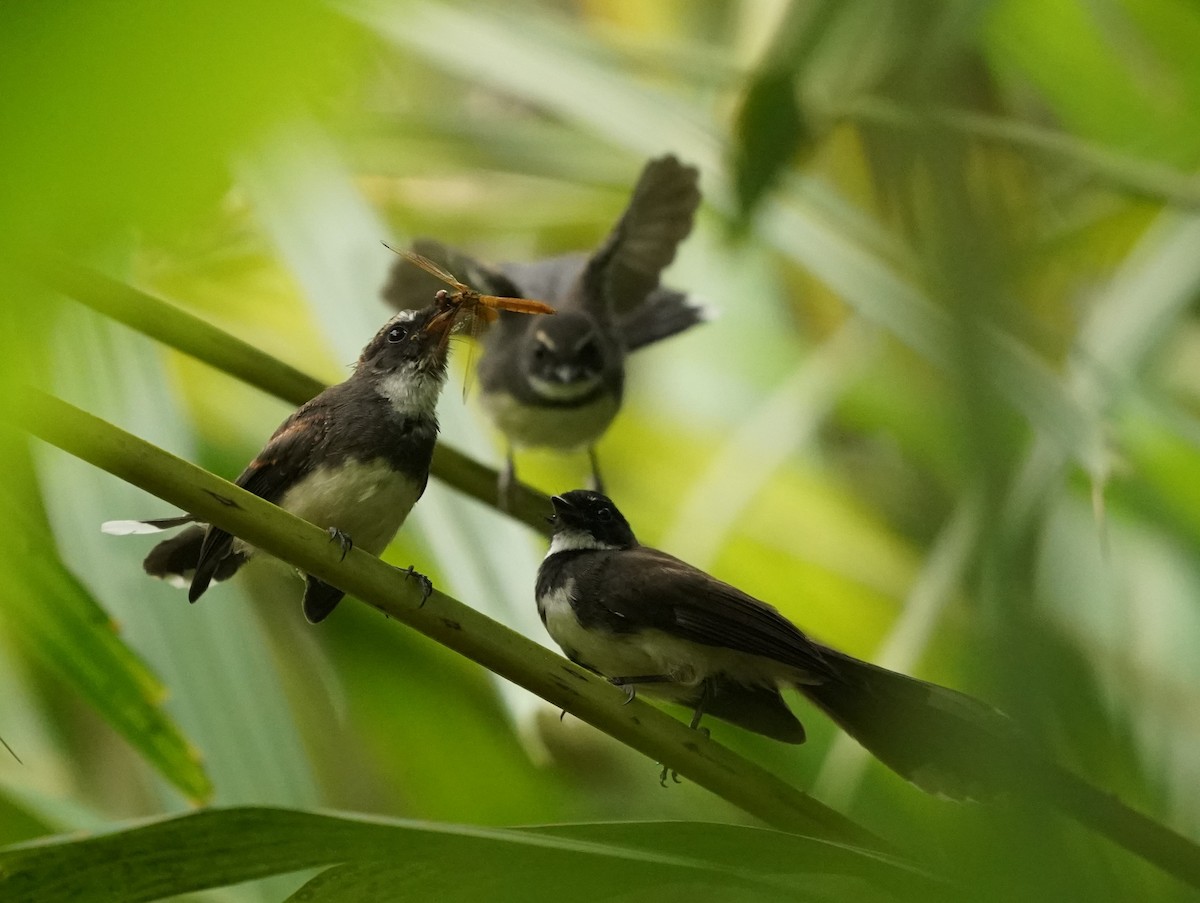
[2,0,1200,899]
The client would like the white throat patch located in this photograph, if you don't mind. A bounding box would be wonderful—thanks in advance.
[546,528,620,557]
[528,373,604,402]
[377,366,442,417]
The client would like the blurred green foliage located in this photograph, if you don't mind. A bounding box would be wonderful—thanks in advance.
[2,0,1200,900]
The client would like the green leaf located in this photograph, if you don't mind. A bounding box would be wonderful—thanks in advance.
[291,859,785,903]
[731,0,842,221]
[0,807,934,903]
[733,69,811,222]
[0,444,210,802]
[984,0,1200,164]
[528,821,935,891]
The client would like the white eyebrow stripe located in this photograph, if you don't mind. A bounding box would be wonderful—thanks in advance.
[535,329,557,350]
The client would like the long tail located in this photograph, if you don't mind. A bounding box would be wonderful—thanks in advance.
[104,518,247,591]
[618,288,711,353]
[805,648,1200,888]
[800,647,1037,800]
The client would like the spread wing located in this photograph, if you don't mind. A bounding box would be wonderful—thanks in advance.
[188,398,334,602]
[589,546,832,678]
[582,156,700,318]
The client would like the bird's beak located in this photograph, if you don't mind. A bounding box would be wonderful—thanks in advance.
[547,494,573,526]
[425,305,458,340]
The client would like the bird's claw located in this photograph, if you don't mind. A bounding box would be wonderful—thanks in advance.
[658,765,681,787]
[609,680,636,705]
[402,564,433,607]
[327,527,353,561]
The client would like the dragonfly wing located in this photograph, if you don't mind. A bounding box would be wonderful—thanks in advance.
[383,240,518,311]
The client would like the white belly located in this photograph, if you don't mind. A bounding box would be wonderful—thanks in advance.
[482,390,619,450]
[540,580,786,695]
[270,459,423,556]
[541,581,665,679]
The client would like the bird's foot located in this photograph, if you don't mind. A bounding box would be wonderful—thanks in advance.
[658,764,682,787]
[327,527,353,561]
[401,564,433,607]
[608,678,637,705]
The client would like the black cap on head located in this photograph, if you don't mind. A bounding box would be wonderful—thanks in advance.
[550,490,636,548]
[358,305,455,375]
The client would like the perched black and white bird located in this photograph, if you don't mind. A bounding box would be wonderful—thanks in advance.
[382,155,709,499]
[103,303,457,623]
[536,490,1033,799]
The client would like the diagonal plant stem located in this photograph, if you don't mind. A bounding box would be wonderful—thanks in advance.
[40,261,553,537]
[840,98,1200,210]
[13,388,885,852]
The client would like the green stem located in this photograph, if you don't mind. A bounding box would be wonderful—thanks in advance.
[40,262,553,536]
[840,98,1200,209]
[15,388,884,851]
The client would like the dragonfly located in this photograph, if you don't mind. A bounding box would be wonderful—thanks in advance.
[384,243,556,397]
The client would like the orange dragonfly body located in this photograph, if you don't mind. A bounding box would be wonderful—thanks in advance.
[385,243,555,396]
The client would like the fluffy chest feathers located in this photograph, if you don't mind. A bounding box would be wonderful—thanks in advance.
[538,577,668,681]
[481,388,620,450]
[273,459,423,556]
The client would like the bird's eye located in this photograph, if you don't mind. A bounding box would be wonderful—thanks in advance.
[596,507,613,522]
[534,344,552,361]
[387,326,408,344]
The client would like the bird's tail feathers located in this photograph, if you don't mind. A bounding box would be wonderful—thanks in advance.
[800,647,1033,800]
[802,646,1184,863]
[101,514,196,535]
[141,524,246,592]
[302,575,346,624]
[676,680,807,744]
[618,288,711,352]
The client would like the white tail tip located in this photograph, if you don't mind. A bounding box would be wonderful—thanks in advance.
[101,520,168,536]
[689,295,719,322]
